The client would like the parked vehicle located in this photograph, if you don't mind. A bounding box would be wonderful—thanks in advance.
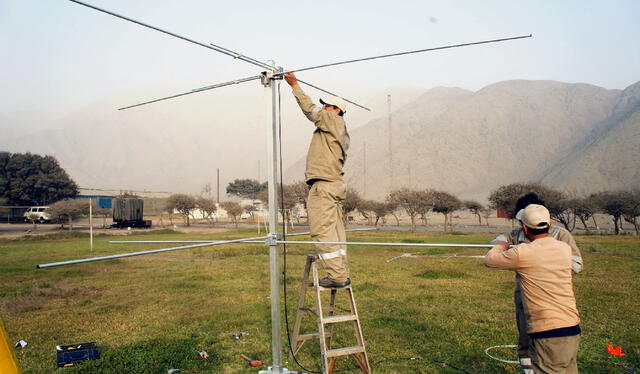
[23,206,51,223]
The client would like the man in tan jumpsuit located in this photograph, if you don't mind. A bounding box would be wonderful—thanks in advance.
[486,204,581,374]
[284,72,351,288]
[492,193,583,374]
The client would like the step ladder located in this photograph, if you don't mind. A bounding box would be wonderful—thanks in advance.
[290,254,371,374]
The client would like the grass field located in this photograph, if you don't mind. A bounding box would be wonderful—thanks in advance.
[1,229,638,373]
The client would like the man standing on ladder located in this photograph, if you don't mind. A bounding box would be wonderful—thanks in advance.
[284,72,351,288]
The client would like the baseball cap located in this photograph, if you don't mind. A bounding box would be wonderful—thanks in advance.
[320,96,347,113]
[521,204,550,229]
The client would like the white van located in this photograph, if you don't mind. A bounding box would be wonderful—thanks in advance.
[23,206,51,223]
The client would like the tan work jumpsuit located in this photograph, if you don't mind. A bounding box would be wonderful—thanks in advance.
[292,86,350,283]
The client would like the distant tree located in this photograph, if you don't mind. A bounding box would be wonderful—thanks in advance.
[464,200,484,225]
[369,201,392,227]
[0,152,78,206]
[387,188,422,232]
[221,201,243,228]
[342,187,363,225]
[569,196,599,232]
[196,197,217,225]
[488,183,566,222]
[385,199,400,226]
[357,199,375,225]
[481,208,492,227]
[621,190,640,235]
[226,179,267,200]
[431,190,462,232]
[48,199,85,230]
[166,194,197,226]
[288,181,310,210]
[592,191,626,234]
[0,197,8,218]
[82,199,111,229]
[414,190,435,226]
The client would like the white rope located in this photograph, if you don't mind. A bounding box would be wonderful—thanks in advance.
[484,344,520,364]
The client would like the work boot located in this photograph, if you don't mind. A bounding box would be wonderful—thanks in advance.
[519,357,533,374]
[318,277,351,288]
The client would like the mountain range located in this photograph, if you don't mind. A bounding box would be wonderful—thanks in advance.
[1,80,638,202]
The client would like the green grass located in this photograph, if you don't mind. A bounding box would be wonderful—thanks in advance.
[1,230,638,373]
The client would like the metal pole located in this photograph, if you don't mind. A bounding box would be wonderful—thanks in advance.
[36,235,268,268]
[272,240,496,248]
[216,168,220,204]
[89,199,93,251]
[68,0,274,72]
[266,72,283,373]
[277,34,532,76]
[388,94,393,191]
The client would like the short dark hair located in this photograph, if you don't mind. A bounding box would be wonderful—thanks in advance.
[515,193,546,213]
[525,225,549,235]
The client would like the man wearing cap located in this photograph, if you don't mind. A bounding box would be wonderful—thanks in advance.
[492,193,583,374]
[486,204,581,374]
[284,72,351,288]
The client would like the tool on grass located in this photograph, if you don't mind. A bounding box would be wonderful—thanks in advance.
[240,354,263,367]
[232,331,249,340]
[198,350,209,360]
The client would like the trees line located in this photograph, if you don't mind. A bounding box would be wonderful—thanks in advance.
[1,152,637,234]
[194,179,639,235]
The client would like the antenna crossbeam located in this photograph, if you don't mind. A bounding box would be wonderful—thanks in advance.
[69,0,369,112]
[277,34,533,76]
[118,75,262,110]
[68,0,274,72]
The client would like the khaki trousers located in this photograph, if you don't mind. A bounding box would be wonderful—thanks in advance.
[307,180,349,282]
[530,335,580,374]
[515,277,531,358]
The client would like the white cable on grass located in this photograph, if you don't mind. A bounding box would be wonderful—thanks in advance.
[484,344,520,365]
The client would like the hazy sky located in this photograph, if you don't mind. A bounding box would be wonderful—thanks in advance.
[1,0,639,116]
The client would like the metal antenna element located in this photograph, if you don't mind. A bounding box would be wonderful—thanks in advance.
[296,78,371,111]
[68,0,368,111]
[68,0,274,72]
[118,75,263,111]
[277,34,532,76]
[37,236,268,268]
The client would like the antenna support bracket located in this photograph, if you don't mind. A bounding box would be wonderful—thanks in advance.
[260,67,283,87]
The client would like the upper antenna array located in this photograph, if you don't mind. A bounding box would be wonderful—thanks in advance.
[68,0,530,111]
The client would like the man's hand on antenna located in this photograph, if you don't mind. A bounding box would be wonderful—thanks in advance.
[284,72,299,88]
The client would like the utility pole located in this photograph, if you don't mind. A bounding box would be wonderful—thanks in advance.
[216,168,220,204]
[387,94,393,192]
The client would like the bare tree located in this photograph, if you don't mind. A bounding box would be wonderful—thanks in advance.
[431,190,462,232]
[221,201,243,228]
[570,197,598,232]
[166,194,197,227]
[414,190,435,227]
[481,208,492,227]
[621,190,640,235]
[464,200,484,225]
[385,199,400,226]
[591,191,626,234]
[197,197,217,226]
[48,199,86,230]
[84,200,111,228]
[342,187,363,226]
[368,201,391,227]
[387,188,422,232]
